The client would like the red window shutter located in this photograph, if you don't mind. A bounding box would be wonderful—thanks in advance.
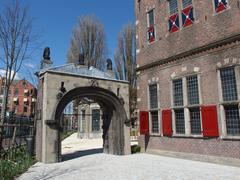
[140,111,149,135]
[162,109,172,137]
[201,105,219,137]
[148,26,155,43]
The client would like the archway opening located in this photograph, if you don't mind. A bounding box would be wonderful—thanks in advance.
[54,87,127,162]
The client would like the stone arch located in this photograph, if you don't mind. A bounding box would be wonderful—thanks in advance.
[35,64,131,163]
[53,86,128,161]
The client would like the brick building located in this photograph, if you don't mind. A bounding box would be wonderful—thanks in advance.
[0,79,37,117]
[136,0,240,159]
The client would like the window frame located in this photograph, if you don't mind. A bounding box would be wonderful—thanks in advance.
[218,66,240,139]
[169,0,179,15]
[146,8,156,44]
[213,0,229,15]
[220,67,238,102]
[148,83,160,135]
[91,108,101,132]
[182,0,193,9]
[171,74,203,137]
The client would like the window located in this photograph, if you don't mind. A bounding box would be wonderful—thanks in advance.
[169,0,194,32]
[175,109,185,134]
[149,84,158,109]
[220,67,238,102]
[147,9,155,43]
[149,84,159,133]
[189,108,201,134]
[187,75,199,105]
[219,67,240,136]
[224,105,240,136]
[92,109,100,131]
[169,0,178,15]
[173,79,183,106]
[182,0,192,9]
[182,0,194,27]
[172,74,201,136]
[168,0,180,33]
[150,111,159,133]
[214,0,228,13]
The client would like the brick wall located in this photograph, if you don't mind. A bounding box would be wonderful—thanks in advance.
[135,0,240,67]
[8,79,37,117]
[136,0,240,159]
[139,135,240,159]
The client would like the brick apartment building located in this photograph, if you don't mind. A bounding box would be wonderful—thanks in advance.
[136,0,240,159]
[0,79,37,117]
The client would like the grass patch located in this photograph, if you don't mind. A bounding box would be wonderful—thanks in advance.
[0,146,35,180]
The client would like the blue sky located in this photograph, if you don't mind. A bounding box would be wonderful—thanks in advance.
[0,0,135,84]
[24,0,135,65]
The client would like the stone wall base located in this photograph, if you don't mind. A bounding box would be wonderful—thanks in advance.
[139,135,240,159]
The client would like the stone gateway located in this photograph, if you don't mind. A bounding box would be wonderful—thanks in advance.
[35,63,131,163]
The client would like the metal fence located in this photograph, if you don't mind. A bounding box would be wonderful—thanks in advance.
[0,115,34,158]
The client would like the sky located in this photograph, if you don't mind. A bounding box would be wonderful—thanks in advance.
[0,0,135,84]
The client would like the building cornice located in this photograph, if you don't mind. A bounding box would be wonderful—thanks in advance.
[136,33,240,72]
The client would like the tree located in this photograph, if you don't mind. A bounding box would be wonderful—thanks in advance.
[114,24,136,118]
[67,15,107,70]
[0,0,37,148]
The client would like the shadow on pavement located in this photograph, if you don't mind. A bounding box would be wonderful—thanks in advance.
[61,148,103,161]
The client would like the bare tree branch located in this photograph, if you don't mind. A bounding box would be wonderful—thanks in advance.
[114,24,136,116]
[67,15,107,70]
[0,0,38,128]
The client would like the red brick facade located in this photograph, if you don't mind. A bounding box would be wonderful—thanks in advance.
[136,0,240,159]
[0,79,37,117]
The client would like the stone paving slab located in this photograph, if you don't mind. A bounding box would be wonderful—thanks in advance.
[146,149,240,168]
[18,153,240,180]
[18,134,240,180]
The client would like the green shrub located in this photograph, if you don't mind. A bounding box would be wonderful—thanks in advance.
[131,145,141,154]
[0,146,35,180]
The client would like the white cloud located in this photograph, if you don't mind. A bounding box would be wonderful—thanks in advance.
[0,69,20,80]
[24,63,35,69]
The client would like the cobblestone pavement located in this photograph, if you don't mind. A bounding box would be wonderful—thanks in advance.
[18,134,240,180]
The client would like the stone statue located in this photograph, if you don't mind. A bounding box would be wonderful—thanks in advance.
[107,59,112,70]
[40,47,53,69]
[43,47,50,60]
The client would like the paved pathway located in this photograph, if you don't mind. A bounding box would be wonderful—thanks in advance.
[18,134,240,180]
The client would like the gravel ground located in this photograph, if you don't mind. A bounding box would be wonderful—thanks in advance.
[18,134,240,180]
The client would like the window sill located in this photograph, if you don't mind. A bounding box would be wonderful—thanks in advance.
[149,133,161,137]
[172,134,203,139]
[220,101,240,106]
[221,135,240,141]
[147,39,157,46]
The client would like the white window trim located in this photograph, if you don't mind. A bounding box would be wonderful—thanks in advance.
[217,66,240,139]
[171,74,203,137]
